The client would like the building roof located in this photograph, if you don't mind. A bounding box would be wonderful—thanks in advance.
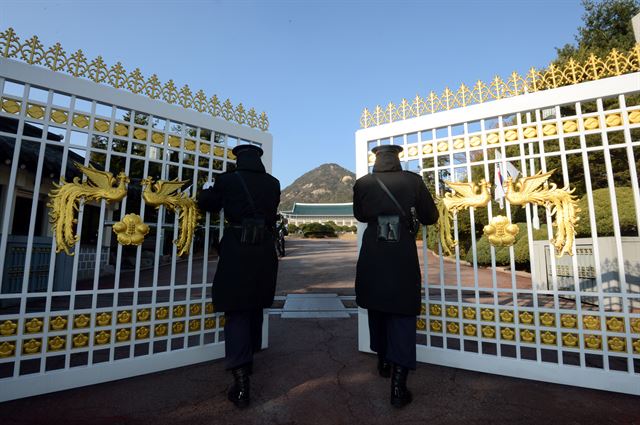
[288,202,353,216]
[0,117,83,180]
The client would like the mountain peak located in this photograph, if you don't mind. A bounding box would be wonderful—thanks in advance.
[280,163,355,211]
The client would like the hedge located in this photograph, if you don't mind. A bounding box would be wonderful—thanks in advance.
[302,222,338,238]
[463,223,548,269]
[574,187,637,237]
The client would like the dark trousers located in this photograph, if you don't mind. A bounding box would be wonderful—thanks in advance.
[224,309,264,370]
[368,309,417,370]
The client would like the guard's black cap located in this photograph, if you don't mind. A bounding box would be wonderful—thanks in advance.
[232,144,264,157]
[372,145,403,155]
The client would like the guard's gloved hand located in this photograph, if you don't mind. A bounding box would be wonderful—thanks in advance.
[197,180,218,212]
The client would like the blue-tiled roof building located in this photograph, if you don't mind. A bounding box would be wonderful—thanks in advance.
[282,202,356,226]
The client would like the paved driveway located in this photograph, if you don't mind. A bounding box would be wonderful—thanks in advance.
[276,238,358,295]
[276,237,533,296]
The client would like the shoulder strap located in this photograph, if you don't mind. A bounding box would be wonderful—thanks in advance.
[235,171,256,214]
[374,176,407,219]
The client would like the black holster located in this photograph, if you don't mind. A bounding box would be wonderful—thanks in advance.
[377,215,400,242]
[240,218,266,245]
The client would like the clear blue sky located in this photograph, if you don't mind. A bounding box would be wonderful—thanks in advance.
[2,0,583,187]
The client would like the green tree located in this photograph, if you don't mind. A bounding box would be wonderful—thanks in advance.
[553,1,640,197]
[325,220,339,231]
[555,0,640,65]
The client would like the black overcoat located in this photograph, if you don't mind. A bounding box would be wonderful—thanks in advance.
[353,153,438,316]
[198,155,280,312]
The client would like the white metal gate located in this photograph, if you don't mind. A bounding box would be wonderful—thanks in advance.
[356,46,640,395]
[0,28,272,402]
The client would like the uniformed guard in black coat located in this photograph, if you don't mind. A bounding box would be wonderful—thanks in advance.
[353,144,438,408]
[197,144,280,408]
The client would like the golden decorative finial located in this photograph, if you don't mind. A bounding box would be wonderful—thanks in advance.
[0,27,269,131]
[361,43,640,128]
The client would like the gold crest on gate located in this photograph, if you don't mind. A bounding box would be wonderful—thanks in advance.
[483,216,519,248]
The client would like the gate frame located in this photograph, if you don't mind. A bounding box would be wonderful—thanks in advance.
[355,72,640,395]
[0,57,272,402]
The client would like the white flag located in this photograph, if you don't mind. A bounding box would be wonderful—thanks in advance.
[505,161,520,180]
[494,151,506,209]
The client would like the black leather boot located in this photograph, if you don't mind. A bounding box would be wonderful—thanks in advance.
[377,354,391,378]
[390,364,412,408]
[228,365,251,408]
